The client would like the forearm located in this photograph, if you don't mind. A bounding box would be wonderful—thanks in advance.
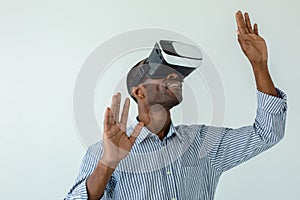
[86,161,115,200]
[208,87,287,172]
[252,62,278,97]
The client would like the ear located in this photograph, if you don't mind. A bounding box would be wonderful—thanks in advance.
[131,86,145,100]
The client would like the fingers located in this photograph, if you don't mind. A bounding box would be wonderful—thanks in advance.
[129,122,144,144]
[107,92,130,132]
[120,98,130,131]
[115,93,121,123]
[254,23,259,35]
[236,10,248,35]
[110,95,116,124]
[110,92,121,124]
[244,13,253,33]
[104,107,111,132]
[236,11,259,36]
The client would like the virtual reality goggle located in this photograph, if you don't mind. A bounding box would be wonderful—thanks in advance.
[132,40,203,86]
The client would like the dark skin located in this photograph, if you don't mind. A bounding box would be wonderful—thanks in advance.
[133,72,183,139]
[86,11,278,200]
[235,11,277,96]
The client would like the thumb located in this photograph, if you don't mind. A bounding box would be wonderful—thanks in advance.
[129,122,144,143]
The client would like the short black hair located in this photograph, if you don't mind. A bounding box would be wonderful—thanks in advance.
[126,58,148,103]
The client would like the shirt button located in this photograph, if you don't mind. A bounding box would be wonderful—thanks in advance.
[166,171,171,175]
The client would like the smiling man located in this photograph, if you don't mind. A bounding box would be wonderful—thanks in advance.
[65,11,287,200]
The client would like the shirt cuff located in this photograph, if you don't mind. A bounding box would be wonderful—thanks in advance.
[69,179,88,200]
[257,87,287,114]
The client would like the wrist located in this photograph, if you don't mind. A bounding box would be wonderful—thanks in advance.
[250,63,278,97]
[99,156,120,170]
[251,61,268,72]
[98,159,117,174]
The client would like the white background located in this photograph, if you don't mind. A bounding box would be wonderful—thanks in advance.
[0,0,299,199]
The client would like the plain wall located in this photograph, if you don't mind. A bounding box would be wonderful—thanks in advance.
[0,0,299,199]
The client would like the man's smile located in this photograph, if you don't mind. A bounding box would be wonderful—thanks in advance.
[165,81,182,90]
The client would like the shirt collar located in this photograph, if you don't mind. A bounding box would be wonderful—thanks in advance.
[126,117,183,144]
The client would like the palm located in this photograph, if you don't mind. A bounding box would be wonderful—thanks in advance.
[104,124,134,160]
[236,11,268,64]
[101,93,143,168]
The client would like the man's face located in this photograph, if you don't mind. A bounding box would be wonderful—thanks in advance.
[141,72,183,110]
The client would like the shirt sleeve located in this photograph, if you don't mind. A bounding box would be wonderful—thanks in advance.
[64,142,117,200]
[204,88,287,173]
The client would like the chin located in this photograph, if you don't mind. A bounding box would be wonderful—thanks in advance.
[168,96,183,110]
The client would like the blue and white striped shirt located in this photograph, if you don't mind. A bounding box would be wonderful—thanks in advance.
[66,89,287,200]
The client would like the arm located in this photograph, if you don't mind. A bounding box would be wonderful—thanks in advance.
[64,143,114,200]
[86,162,115,200]
[205,88,287,173]
[65,93,143,199]
[203,11,287,173]
[235,11,278,96]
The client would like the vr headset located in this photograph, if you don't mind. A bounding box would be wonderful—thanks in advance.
[132,40,203,86]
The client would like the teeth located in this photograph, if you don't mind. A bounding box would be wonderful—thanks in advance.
[168,83,180,88]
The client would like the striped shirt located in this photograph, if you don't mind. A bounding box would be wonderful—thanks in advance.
[65,88,287,200]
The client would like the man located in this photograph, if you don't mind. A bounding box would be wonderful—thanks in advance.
[66,11,287,200]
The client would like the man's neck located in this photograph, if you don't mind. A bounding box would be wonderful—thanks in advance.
[138,104,171,141]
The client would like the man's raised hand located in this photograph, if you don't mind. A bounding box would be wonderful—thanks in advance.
[235,11,268,67]
[101,92,143,168]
